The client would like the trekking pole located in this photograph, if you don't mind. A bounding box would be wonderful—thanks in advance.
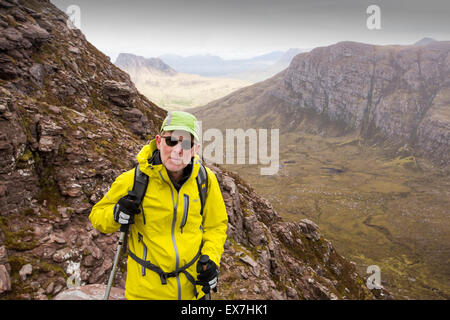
[199,255,211,300]
[104,224,129,300]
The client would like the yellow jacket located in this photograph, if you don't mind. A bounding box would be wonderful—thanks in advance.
[89,139,228,300]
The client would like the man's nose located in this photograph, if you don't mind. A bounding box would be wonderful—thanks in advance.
[172,141,183,154]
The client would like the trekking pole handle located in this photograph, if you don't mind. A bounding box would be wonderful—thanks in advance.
[119,191,136,233]
[199,254,210,271]
[199,255,211,300]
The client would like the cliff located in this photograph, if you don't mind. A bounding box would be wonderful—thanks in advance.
[0,0,377,299]
[193,41,450,166]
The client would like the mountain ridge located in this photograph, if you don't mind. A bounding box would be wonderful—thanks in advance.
[159,49,303,80]
[193,40,450,166]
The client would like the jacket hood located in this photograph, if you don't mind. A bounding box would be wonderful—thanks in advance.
[136,139,159,170]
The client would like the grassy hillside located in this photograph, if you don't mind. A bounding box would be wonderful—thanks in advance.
[209,131,450,299]
[118,70,252,111]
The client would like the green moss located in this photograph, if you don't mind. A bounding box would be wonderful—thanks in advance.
[0,217,37,251]
[8,255,31,274]
[39,261,66,278]
[57,143,69,158]
[16,147,35,170]
[35,160,66,216]
[4,254,67,300]
[18,148,33,163]
[21,207,35,217]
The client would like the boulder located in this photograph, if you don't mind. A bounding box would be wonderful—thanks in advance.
[0,265,11,294]
[19,263,32,281]
[102,80,136,108]
[53,284,125,300]
[17,21,50,43]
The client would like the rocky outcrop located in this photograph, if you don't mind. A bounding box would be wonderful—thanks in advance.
[0,0,379,300]
[194,41,450,166]
[0,0,165,299]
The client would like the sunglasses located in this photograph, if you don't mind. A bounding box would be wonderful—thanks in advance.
[161,136,195,150]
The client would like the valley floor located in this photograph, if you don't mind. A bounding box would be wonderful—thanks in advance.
[214,132,450,300]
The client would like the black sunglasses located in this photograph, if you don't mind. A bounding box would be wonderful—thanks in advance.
[161,136,195,150]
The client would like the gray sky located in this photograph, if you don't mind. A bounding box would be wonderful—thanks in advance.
[51,0,450,61]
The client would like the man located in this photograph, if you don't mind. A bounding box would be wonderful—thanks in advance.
[89,111,228,300]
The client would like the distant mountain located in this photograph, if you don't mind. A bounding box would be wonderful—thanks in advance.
[243,50,285,62]
[414,37,438,46]
[159,51,290,79]
[277,48,307,64]
[193,40,450,165]
[115,53,176,76]
[227,48,307,82]
[114,53,251,110]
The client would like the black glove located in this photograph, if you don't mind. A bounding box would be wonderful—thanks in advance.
[196,255,218,294]
[113,195,140,226]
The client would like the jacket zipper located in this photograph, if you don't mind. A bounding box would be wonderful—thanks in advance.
[137,232,147,276]
[158,167,195,300]
[141,203,146,225]
[159,171,182,300]
[180,194,189,233]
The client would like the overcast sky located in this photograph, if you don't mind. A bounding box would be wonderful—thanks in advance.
[51,0,450,61]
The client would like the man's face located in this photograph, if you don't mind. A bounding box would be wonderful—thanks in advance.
[156,130,200,173]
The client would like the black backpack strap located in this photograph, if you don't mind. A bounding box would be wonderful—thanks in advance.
[131,164,149,208]
[196,162,208,216]
[128,243,203,298]
[122,164,149,254]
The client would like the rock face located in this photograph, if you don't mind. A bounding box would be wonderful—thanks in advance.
[194,41,450,166]
[0,0,379,300]
[0,0,165,299]
[0,0,165,213]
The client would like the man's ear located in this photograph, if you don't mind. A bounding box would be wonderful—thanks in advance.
[156,135,162,150]
[192,143,200,156]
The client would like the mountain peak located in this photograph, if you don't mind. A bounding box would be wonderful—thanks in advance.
[115,53,177,76]
[414,37,437,46]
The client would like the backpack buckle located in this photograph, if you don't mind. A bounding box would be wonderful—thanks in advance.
[160,273,168,285]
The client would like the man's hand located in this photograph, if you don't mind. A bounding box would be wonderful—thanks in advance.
[113,196,140,226]
[196,255,218,294]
